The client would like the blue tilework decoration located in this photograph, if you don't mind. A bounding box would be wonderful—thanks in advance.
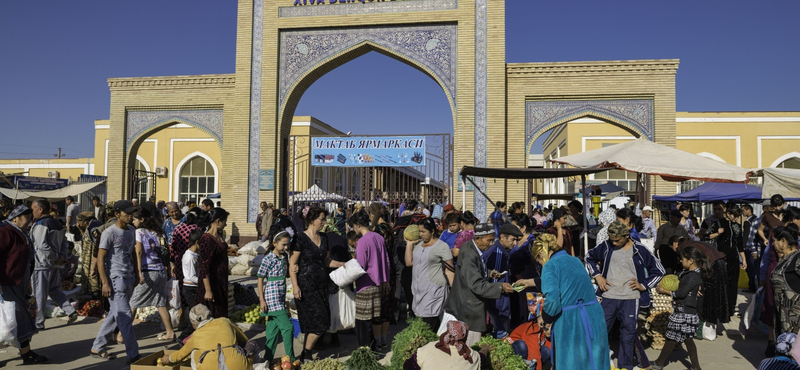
[279,0,458,18]
[473,0,487,222]
[248,0,264,223]
[126,110,224,148]
[525,100,655,152]
[279,24,457,116]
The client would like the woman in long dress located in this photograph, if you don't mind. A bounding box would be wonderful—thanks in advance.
[404,217,454,332]
[536,233,609,370]
[289,207,345,362]
[196,208,230,319]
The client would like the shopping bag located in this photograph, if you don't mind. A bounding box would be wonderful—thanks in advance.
[166,279,181,309]
[329,259,366,288]
[741,287,763,331]
[702,321,717,341]
[0,294,19,349]
[329,288,355,332]
[437,311,457,336]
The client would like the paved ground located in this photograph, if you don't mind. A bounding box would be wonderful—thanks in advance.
[0,277,767,369]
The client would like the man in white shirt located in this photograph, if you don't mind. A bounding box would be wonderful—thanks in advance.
[639,206,657,253]
[65,196,81,235]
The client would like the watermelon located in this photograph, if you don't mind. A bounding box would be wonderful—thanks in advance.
[659,274,680,291]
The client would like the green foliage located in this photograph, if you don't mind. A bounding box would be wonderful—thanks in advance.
[660,274,680,291]
[343,346,384,370]
[388,317,439,370]
[301,357,346,370]
[472,336,529,370]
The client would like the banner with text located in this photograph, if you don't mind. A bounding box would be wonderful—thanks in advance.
[311,136,426,167]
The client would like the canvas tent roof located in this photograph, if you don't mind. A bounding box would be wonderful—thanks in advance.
[761,168,800,200]
[0,181,105,201]
[289,184,349,202]
[550,138,754,183]
[652,182,763,203]
[459,165,611,180]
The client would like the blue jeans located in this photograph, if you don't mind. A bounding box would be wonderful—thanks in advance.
[746,253,759,291]
[92,277,139,359]
[487,308,510,338]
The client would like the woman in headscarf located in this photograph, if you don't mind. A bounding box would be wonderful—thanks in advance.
[80,213,104,298]
[403,320,490,370]
[595,207,617,245]
[537,232,609,370]
[758,332,799,370]
[161,304,257,370]
[0,205,47,364]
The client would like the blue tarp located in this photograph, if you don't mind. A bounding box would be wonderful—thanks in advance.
[653,182,763,203]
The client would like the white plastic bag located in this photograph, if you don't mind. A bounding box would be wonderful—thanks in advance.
[161,308,181,330]
[702,321,717,341]
[329,288,355,332]
[741,287,762,331]
[166,279,181,309]
[0,294,19,349]
[437,311,457,336]
[329,259,366,288]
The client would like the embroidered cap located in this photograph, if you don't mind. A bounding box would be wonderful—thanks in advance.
[474,223,494,236]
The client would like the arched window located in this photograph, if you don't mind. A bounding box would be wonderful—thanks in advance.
[777,157,800,169]
[179,156,216,204]
[134,157,150,203]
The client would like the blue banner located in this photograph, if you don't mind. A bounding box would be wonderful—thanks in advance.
[311,136,426,167]
[15,176,69,190]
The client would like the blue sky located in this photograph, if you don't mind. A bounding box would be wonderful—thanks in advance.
[1,0,798,159]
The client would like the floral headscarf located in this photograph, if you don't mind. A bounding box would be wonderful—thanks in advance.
[435,320,473,363]
[776,332,796,356]
[530,233,558,265]
[595,208,617,244]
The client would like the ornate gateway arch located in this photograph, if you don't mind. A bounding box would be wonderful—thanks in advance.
[229,0,509,224]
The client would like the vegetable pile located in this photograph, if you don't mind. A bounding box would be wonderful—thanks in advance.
[388,317,439,370]
[344,346,383,370]
[301,357,346,370]
[473,336,528,370]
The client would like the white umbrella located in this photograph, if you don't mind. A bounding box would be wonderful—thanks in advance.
[550,138,753,183]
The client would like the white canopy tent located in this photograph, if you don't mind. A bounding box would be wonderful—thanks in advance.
[550,138,754,183]
[289,184,349,202]
[761,168,800,199]
[0,181,106,201]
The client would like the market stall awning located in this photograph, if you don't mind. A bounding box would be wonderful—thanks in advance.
[550,138,754,183]
[653,182,763,203]
[459,165,612,180]
[761,168,800,199]
[0,181,105,201]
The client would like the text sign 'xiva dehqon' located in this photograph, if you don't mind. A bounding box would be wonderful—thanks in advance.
[294,0,397,5]
[311,136,425,167]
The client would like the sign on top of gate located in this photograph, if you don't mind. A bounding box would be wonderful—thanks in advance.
[311,136,425,167]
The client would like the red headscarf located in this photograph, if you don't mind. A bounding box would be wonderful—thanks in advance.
[435,320,473,363]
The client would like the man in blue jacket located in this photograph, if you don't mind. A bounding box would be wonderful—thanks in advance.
[585,221,665,370]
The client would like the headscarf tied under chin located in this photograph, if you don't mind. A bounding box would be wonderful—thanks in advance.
[595,208,617,244]
[435,320,473,363]
[189,304,213,329]
[530,233,558,265]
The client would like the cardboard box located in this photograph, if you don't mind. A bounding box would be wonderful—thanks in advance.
[163,350,192,370]
[129,350,179,370]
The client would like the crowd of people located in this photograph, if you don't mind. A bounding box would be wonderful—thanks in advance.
[2,193,800,369]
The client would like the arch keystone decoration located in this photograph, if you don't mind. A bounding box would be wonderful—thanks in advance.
[526,100,654,153]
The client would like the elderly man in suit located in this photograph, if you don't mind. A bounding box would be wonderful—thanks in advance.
[445,223,514,346]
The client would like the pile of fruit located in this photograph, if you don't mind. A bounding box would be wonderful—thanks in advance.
[473,336,528,370]
[229,304,266,324]
[645,289,674,350]
[297,357,345,370]
[388,317,438,370]
[268,355,302,370]
[134,306,161,322]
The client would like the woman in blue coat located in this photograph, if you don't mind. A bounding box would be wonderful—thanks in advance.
[535,233,609,370]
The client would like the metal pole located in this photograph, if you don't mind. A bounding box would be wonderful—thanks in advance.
[582,174,589,256]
